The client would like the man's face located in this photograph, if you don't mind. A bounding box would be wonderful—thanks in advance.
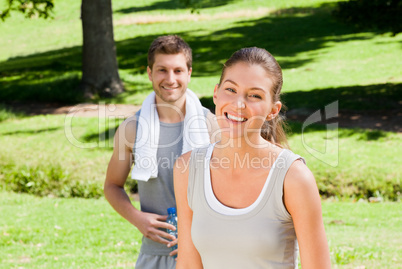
[147,53,192,105]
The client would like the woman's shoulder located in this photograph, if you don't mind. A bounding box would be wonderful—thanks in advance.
[176,150,192,165]
[175,151,192,174]
[175,144,212,175]
[284,156,317,197]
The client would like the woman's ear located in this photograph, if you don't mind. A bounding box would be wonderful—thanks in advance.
[213,84,219,105]
[267,101,282,120]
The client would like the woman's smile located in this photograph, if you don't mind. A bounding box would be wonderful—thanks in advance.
[225,112,248,123]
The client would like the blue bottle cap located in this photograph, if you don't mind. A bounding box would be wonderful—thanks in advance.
[167,207,176,214]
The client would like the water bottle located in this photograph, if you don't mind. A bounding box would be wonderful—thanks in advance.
[166,207,178,258]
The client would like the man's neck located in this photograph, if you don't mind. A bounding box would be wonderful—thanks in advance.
[155,97,186,123]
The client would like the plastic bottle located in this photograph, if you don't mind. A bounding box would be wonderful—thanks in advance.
[166,207,178,258]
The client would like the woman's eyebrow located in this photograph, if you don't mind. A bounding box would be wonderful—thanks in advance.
[222,79,238,86]
[223,79,266,92]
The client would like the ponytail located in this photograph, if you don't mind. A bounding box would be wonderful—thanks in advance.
[261,114,289,149]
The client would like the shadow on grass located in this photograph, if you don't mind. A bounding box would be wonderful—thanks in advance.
[286,120,389,141]
[1,73,83,104]
[200,82,401,138]
[0,46,84,104]
[113,4,392,77]
[0,3,397,105]
[81,125,119,144]
[202,82,401,112]
[282,83,402,111]
[115,0,235,14]
[0,127,61,136]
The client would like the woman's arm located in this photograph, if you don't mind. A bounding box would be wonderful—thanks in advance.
[174,152,204,269]
[284,160,331,269]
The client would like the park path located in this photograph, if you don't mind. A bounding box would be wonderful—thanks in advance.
[7,102,401,133]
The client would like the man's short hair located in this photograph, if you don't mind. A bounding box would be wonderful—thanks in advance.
[148,35,192,70]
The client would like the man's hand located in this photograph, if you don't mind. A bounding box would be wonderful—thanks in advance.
[167,238,178,259]
[136,211,176,245]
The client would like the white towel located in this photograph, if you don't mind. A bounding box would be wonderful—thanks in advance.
[131,89,210,181]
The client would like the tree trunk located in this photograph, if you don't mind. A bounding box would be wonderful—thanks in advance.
[80,0,124,98]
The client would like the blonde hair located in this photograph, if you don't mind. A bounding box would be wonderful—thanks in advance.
[219,47,289,148]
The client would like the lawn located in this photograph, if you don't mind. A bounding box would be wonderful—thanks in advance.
[0,0,401,105]
[0,191,400,268]
[0,114,400,199]
[0,0,400,198]
[0,0,401,267]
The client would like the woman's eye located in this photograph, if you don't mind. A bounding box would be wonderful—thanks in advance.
[226,88,236,93]
[250,94,262,99]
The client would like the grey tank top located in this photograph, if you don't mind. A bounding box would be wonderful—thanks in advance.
[134,111,184,255]
[188,144,305,269]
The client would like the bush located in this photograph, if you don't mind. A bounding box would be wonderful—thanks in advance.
[316,172,401,201]
[333,0,402,35]
[0,104,24,122]
[0,162,103,198]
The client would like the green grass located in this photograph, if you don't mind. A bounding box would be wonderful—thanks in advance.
[0,103,25,122]
[0,115,400,200]
[288,122,401,200]
[0,1,401,266]
[0,191,400,268]
[322,200,402,268]
[0,115,122,198]
[0,0,401,106]
[0,0,401,199]
[0,191,140,268]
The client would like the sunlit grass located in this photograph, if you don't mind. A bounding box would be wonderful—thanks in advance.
[0,115,400,200]
[1,0,400,105]
[0,191,400,268]
[0,1,401,267]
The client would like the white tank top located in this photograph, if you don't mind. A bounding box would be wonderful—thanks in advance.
[188,144,305,269]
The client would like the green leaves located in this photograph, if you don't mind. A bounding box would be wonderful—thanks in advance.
[1,0,55,21]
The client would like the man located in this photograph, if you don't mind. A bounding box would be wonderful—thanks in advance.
[104,35,220,269]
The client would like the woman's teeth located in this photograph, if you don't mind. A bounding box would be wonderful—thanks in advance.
[226,113,247,122]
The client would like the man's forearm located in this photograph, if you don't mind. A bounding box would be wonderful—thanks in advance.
[104,182,141,227]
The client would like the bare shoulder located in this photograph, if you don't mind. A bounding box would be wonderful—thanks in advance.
[174,150,192,175]
[174,151,193,200]
[119,115,137,138]
[284,159,321,213]
[114,115,138,151]
[106,115,139,186]
[285,160,316,188]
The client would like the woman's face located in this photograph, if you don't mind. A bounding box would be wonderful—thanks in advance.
[213,62,281,141]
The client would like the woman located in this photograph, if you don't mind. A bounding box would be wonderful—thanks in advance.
[173,47,331,268]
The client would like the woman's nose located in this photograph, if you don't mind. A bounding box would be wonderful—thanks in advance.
[236,99,246,110]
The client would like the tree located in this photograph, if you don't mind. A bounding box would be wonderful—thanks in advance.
[80,0,124,98]
[1,0,125,98]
